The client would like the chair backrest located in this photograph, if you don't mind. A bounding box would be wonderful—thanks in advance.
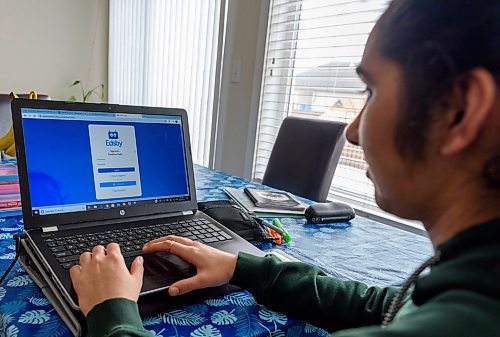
[262,116,347,202]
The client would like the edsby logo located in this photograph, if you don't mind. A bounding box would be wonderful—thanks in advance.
[106,130,123,147]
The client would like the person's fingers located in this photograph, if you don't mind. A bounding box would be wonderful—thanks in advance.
[144,235,196,247]
[168,235,198,246]
[142,240,176,253]
[69,264,81,280]
[143,240,193,259]
[168,276,203,296]
[130,256,144,284]
[92,245,106,258]
[79,252,91,265]
[143,236,170,246]
[106,242,121,256]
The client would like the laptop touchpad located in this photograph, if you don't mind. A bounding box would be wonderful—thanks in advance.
[135,252,196,293]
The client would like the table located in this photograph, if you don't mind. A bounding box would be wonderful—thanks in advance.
[0,165,433,336]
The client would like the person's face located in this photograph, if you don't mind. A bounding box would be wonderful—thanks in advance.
[345,31,430,219]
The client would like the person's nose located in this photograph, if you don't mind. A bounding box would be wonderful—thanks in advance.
[345,113,360,146]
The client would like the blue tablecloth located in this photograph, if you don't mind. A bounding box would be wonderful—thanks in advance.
[0,165,433,336]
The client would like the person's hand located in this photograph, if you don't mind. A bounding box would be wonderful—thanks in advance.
[69,243,144,317]
[142,235,237,296]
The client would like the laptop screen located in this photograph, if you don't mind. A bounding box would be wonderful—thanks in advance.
[20,107,191,217]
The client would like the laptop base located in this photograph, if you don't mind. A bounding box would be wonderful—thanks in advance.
[18,237,240,337]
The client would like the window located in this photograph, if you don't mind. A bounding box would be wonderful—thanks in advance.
[108,0,225,167]
[254,0,423,230]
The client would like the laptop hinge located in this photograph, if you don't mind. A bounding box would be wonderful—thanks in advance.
[40,209,198,232]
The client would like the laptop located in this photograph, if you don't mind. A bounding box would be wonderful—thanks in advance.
[11,99,264,310]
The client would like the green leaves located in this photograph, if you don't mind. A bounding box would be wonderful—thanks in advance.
[67,81,104,102]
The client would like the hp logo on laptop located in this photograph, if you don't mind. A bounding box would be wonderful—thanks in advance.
[119,210,126,216]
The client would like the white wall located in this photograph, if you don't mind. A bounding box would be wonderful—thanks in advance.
[215,0,268,178]
[0,0,108,101]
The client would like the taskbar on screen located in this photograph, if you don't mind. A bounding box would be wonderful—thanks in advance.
[32,196,190,216]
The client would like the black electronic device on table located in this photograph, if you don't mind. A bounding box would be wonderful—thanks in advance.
[305,201,355,224]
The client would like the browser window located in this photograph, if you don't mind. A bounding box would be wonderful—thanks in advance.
[21,108,190,216]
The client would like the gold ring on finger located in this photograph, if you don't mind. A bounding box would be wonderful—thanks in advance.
[168,240,175,253]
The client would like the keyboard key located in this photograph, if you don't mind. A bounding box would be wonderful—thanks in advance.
[62,263,74,269]
[50,246,65,253]
[122,250,143,259]
[55,251,71,258]
[58,255,80,263]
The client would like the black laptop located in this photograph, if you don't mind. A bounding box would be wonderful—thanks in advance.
[12,99,263,310]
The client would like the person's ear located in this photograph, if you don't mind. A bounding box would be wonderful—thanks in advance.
[441,68,497,156]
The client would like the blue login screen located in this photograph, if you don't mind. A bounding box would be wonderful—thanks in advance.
[21,109,189,209]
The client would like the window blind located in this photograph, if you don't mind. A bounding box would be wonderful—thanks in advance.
[254,0,422,228]
[108,0,224,166]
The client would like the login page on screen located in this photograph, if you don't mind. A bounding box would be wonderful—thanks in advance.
[20,108,189,216]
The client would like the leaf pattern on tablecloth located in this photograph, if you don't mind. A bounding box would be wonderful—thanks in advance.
[1,301,27,315]
[224,291,256,306]
[205,298,230,307]
[0,287,6,301]
[0,252,15,260]
[211,309,237,325]
[160,309,205,326]
[6,275,32,287]
[18,310,51,324]
[190,324,221,337]
[29,297,50,307]
[259,308,287,325]
[32,316,69,337]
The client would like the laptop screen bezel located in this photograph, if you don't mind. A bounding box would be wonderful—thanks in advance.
[12,99,199,230]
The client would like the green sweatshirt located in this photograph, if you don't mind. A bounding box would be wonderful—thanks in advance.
[86,218,500,337]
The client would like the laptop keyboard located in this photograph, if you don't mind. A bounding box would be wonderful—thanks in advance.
[44,218,232,269]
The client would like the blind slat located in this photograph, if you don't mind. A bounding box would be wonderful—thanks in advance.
[270,7,386,27]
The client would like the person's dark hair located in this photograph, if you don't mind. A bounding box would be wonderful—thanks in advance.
[375,0,500,187]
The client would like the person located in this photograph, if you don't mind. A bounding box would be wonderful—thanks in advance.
[70,0,500,336]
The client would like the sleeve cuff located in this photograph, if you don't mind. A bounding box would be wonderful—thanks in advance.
[86,298,145,337]
[230,252,278,294]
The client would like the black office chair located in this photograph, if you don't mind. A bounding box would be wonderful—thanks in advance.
[262,116,347,202]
